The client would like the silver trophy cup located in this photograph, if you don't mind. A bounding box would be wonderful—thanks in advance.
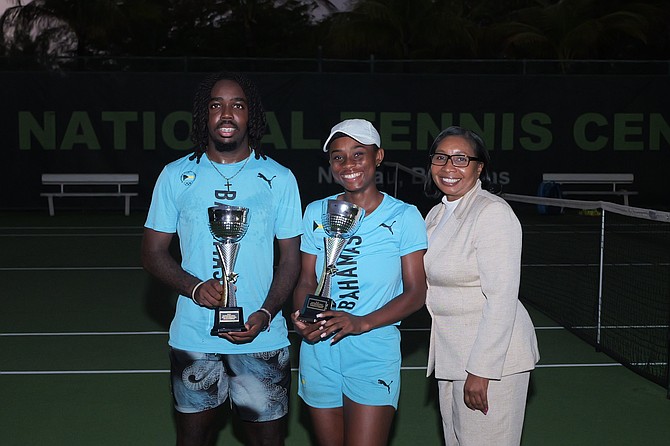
[298,199,365,323]
[208,205,250,334]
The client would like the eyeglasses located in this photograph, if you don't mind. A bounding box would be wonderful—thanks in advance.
[429,153,481,167]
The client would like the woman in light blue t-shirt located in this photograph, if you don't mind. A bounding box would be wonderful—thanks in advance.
[292,119,428,446]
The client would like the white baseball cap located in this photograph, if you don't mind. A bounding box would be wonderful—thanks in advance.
[322,119,381,152]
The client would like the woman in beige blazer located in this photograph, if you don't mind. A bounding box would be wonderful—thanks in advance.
[423,126,540,446]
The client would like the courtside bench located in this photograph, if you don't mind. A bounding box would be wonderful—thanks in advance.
[541,173,637,205]
[41,173,139,216]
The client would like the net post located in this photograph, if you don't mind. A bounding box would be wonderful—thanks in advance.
[596,208,605,350]
[667,312,670,399]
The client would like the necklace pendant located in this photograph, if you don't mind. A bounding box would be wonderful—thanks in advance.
[207,151,250,202]
[219,179,237,200]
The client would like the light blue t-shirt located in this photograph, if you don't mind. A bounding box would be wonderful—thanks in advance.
[145,151,303,354]
[300,193,427,319]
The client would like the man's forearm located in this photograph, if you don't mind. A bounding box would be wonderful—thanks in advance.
[143,251,200,298]
[261,262,300,316]
[259,236,301,317]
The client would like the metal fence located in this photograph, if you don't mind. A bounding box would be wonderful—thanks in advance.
[2,55,670,74]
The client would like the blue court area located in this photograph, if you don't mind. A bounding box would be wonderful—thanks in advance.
[1,210,669,445]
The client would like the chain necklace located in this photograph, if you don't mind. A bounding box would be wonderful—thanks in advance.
[207,149,251,188]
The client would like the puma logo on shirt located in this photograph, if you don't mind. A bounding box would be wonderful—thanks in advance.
[257,172,276,188]
[379,221,396,235]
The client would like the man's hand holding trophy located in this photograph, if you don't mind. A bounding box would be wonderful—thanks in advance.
[208,204,250,335]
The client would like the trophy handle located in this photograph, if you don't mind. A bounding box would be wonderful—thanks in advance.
[215,243,240,307]
[313,268,333,298]
[314,237,349,298]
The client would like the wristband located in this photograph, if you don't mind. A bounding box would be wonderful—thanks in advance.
[190,281,205,305]
[258,308,272,331]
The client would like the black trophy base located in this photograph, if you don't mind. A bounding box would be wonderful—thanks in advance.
[298,294,334,323]
[211,306,247,335]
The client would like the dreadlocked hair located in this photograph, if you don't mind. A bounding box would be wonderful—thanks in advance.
[188,72,268,163]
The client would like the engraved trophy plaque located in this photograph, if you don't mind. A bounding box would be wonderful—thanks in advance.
[298,199,365,323]
[208,205,250,335]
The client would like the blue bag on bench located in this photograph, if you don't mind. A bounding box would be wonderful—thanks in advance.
[537,181,563,215]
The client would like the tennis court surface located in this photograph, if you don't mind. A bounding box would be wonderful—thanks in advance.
[1,208,669,445]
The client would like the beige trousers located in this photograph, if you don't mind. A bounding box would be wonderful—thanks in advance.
[437,372,530,446]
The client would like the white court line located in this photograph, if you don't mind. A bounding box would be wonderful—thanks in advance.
[7,264,666,272]
[2,331,664,375]
[524,263,599,267]
[0,331,169,336]
[0,226,143,230]
[5,325,668,337]
[0,233,142,237]
[4,323,667,338]
[532,324,669,330]
[1,370,170,375]
[1,327,566,336]
[0,266,143,271]
[522,263,669,267]
[5,263,665,272]
[400,327,585,332]
[3,362,664,376]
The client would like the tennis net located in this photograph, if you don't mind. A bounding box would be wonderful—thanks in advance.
[503,194,670,394]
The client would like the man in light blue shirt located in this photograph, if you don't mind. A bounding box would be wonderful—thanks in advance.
[142,72,302,445]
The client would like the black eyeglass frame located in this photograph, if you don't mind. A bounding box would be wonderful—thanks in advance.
[429,153,482,167]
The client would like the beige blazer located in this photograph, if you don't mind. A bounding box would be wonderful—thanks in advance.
[425,181,539,381]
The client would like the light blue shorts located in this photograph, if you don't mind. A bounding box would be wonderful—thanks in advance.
[298,325,401,409]
[170,347,290,422]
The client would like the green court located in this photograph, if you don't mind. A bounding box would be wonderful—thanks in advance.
[1,211,669,445]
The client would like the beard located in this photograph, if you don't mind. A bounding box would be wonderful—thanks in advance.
[213,140,240,153]
[210,123,249,153]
